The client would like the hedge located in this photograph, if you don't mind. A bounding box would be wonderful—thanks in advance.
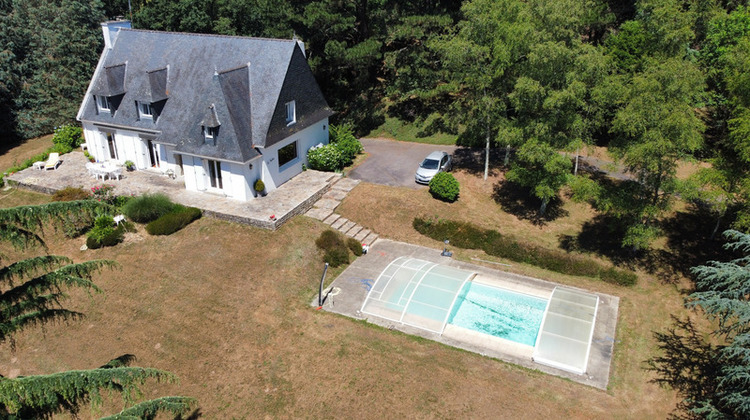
[145,206,202,235]
[413,217,637,286]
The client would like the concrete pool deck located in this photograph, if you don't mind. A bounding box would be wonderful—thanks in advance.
[313,239,619,390]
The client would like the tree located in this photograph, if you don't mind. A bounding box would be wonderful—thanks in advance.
[649,230,750,419]
[0,201,196,418]
[506,139,571,215]
[431,0,536,180]
[609,57,705,250]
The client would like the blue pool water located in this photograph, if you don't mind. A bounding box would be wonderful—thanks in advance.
[447,282,547,346]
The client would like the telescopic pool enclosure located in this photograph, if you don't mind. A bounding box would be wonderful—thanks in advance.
[360,257,600,376]
[360,257,477,334]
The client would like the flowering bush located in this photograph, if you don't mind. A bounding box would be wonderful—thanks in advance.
[91,184,116,204]
[307,143,344,171]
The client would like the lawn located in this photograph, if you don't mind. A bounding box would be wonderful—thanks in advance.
[0,139,694,418]
[365,116,458,145]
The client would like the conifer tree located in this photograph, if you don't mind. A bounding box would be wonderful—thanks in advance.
[0,201,196,418]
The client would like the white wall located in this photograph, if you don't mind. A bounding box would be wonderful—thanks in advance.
[260,118,329,191]
[181,155,261,201]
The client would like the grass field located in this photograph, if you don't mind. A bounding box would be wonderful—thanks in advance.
[0,135,700,418]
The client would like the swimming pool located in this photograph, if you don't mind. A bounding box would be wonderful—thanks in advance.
[447,282,548,346]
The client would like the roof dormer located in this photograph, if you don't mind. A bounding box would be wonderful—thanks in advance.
[201,104,220,145]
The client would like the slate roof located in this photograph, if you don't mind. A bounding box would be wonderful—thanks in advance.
[79,29,333,164]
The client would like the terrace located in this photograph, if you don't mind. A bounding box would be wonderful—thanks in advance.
[4,151,337,230]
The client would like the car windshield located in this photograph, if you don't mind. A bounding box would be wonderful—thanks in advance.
[420,158,440,170]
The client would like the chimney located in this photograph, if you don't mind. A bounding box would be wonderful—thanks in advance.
[101,20,131,49]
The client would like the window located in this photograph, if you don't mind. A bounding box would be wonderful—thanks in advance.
[285,101,296,125]
[207,160,223,189]
[203,126,218,144]
[105,132,118,160]
[138,102,154,120]
[278,141,297,168]
[97,95,111,112]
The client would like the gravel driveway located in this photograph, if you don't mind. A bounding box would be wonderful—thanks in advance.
[348,138,458,188]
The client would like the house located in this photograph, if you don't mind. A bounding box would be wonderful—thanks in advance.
[77,21,334,200]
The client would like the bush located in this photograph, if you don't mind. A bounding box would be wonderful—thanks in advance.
[324,247,350,267]
[145,207,202,235]
[429,172,460,202]
[254,179,265,192]
[121,193,177,223]
[87,224,125,249]
[307,144,344,171]
[315,230,357,267]
[413,217,637,286]
[52,124,83,153]
[346,237,363,256]
[315,229,344,250]
[330,124,363,164]
[86,215,124,249]
[53,187,90,201]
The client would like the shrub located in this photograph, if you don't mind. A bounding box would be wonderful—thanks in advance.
[330,124,363,165]
[52,124,83,153]
[413,217,638,286]
[346,237,364,256]
[87,224,125,249]
[429,172,460,202]
[315,229,357,267]
[145,207,202,235]
[86,215,124,249]
[315,229,344,250]
[307,144,344,171]
[599,267,638,286]
[324,247,350,267]
[254,179,265,192]
[53,187,90,201]
[121,193,177,223]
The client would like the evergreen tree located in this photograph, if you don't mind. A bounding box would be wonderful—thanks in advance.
[649,230,750,418]
[0,201,196,418]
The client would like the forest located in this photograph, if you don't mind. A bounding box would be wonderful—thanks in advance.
[2,0,750,417]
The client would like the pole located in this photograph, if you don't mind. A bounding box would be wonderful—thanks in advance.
[318,262,329,306]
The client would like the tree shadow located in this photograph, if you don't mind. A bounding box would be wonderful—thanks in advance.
[558,204,735,283]
[451,146,509,178]
[661,205,736,277]
[493,180,568,225]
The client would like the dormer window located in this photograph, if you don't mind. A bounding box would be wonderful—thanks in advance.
[203,126,219,144]
[97,95,112,112]
[285,101,296,125]
[138,101,154,120]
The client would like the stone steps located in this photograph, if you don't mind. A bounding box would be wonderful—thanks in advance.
[306,176,379,245]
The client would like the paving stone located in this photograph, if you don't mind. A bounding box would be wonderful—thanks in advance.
[331,217,348,229]
[323,189,348,201]
[332,177,360,192]
[339,220,356,233]
[362,232,379,245]
[354,229,371,242]
[314,198,340,210]
[323,214,340,225]
[345,225,363,237]
[306,207,332,221]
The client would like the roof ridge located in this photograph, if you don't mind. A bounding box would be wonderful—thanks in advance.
[120,28,298,43]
